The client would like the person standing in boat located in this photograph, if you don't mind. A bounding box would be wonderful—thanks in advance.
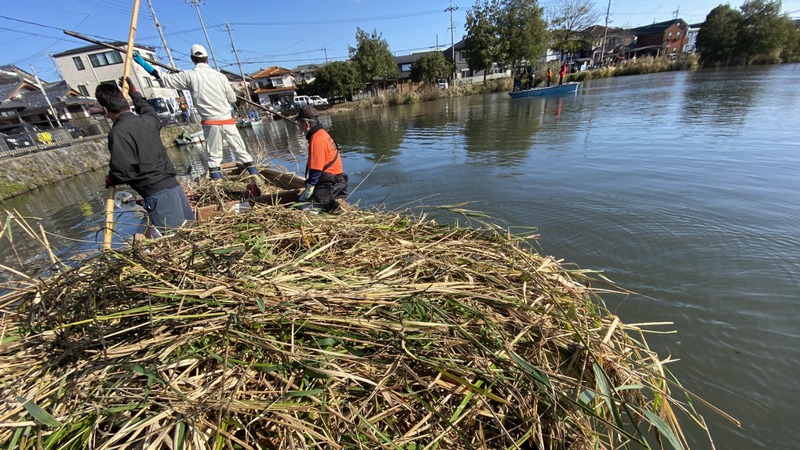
[559,62,568,86]
[132,44,258,180]
[295,105,349,212]
[546,67,553,87]
[527,72,534,89]
[95,78,194,232]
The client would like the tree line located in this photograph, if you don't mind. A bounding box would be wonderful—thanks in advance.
[697,0,800,65]
[307,0,589,99]
[306,0,799,99]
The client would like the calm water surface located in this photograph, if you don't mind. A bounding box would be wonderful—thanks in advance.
[2,65,799,449]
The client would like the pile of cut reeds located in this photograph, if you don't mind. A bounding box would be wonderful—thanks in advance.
[0,205,722,449]
[184,172,283,208]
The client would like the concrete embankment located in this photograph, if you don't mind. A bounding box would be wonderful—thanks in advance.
[0,124,200,201]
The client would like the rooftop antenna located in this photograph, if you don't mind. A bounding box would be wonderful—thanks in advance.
[673,6,680,19]
[188,0,220,70]
[147,0,176,69]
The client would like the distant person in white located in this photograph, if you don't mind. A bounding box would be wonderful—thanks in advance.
[133,44,257,180]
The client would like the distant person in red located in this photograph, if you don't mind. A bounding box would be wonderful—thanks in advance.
[560,62,568,86]
[546,68,553,87]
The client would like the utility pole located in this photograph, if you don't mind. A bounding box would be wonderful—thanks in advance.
[30,65,62,128]
[321,47,328,63]
[600,0,611,66]
[148,0,176,69]
[673,6,680,19]
[445,0,458,80]
[225,21,248,99]
[189,0,220,70]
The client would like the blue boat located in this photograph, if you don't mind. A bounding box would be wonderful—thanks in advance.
[508,82,580,98]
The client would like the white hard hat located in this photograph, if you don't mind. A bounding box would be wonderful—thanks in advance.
[190,44,207,58]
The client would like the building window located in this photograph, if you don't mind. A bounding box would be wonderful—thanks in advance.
[677,31,681,39]
[144,78,153,88]
[77,85,89,96]
[72,56,85,71]
[668,32,673,40]
[88,51,123,68]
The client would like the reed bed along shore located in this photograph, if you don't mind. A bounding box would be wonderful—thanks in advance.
[0,202,726,449]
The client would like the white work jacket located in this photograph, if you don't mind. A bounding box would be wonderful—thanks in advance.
[160,63,236,121]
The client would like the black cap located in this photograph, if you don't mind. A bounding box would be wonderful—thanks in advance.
[296,105,320,120]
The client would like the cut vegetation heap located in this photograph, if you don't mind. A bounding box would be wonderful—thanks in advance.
[0,204,724,449]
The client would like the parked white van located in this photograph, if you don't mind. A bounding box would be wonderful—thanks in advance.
[293,95,311,107]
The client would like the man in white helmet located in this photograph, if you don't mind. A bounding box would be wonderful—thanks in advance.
[133,44,257,180]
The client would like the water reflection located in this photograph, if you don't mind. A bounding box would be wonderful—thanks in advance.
[332,107,409,161]
[682,68,762,126]
[0,172,150,283]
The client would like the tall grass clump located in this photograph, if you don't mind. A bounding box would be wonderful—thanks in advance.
[0,203,733,449]
[589,55,700,79]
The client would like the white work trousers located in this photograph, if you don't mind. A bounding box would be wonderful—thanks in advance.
[203,123,253,168]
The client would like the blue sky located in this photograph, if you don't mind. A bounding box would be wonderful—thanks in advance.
[3,0,799,82]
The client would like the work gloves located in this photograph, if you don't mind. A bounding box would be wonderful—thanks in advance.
[118,77,137,95]
[132,51,160,79]
[298,184,315,202]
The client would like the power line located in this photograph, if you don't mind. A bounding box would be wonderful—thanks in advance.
[0,13,71,31]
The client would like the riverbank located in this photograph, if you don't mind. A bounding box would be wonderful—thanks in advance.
[0,124,200,201]
[323,54,701,113]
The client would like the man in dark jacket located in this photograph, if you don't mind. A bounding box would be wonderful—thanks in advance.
[95,79,194,232]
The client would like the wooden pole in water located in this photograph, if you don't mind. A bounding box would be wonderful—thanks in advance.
[103,0,141,250]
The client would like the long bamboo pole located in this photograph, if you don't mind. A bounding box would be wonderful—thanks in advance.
[63,29,299,125]
[103,0,141,250]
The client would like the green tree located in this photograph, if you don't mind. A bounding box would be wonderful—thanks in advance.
[409,52,453,84]
[464,0,501,81]
[738,0,790,62]
[495,0,549,73]
[780,16,800,61]
[310,61,361,99]
[696,5,741,65]
[348,28,398,84]
[548,0,599,58]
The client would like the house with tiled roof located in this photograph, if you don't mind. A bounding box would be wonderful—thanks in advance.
[580,26,636,63]
[1,67,100,152]
[1,67,95,131]
[251,66,297,106]
[292,64,326,85]
[628,19,689,58]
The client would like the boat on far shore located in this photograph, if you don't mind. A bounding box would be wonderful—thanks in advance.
[508,82,580,98]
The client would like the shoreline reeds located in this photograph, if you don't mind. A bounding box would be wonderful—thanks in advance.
[0,203,730,449]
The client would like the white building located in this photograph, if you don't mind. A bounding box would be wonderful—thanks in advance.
[684,23,702,53]
[51,42,178,101]
[251,67,298,106]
